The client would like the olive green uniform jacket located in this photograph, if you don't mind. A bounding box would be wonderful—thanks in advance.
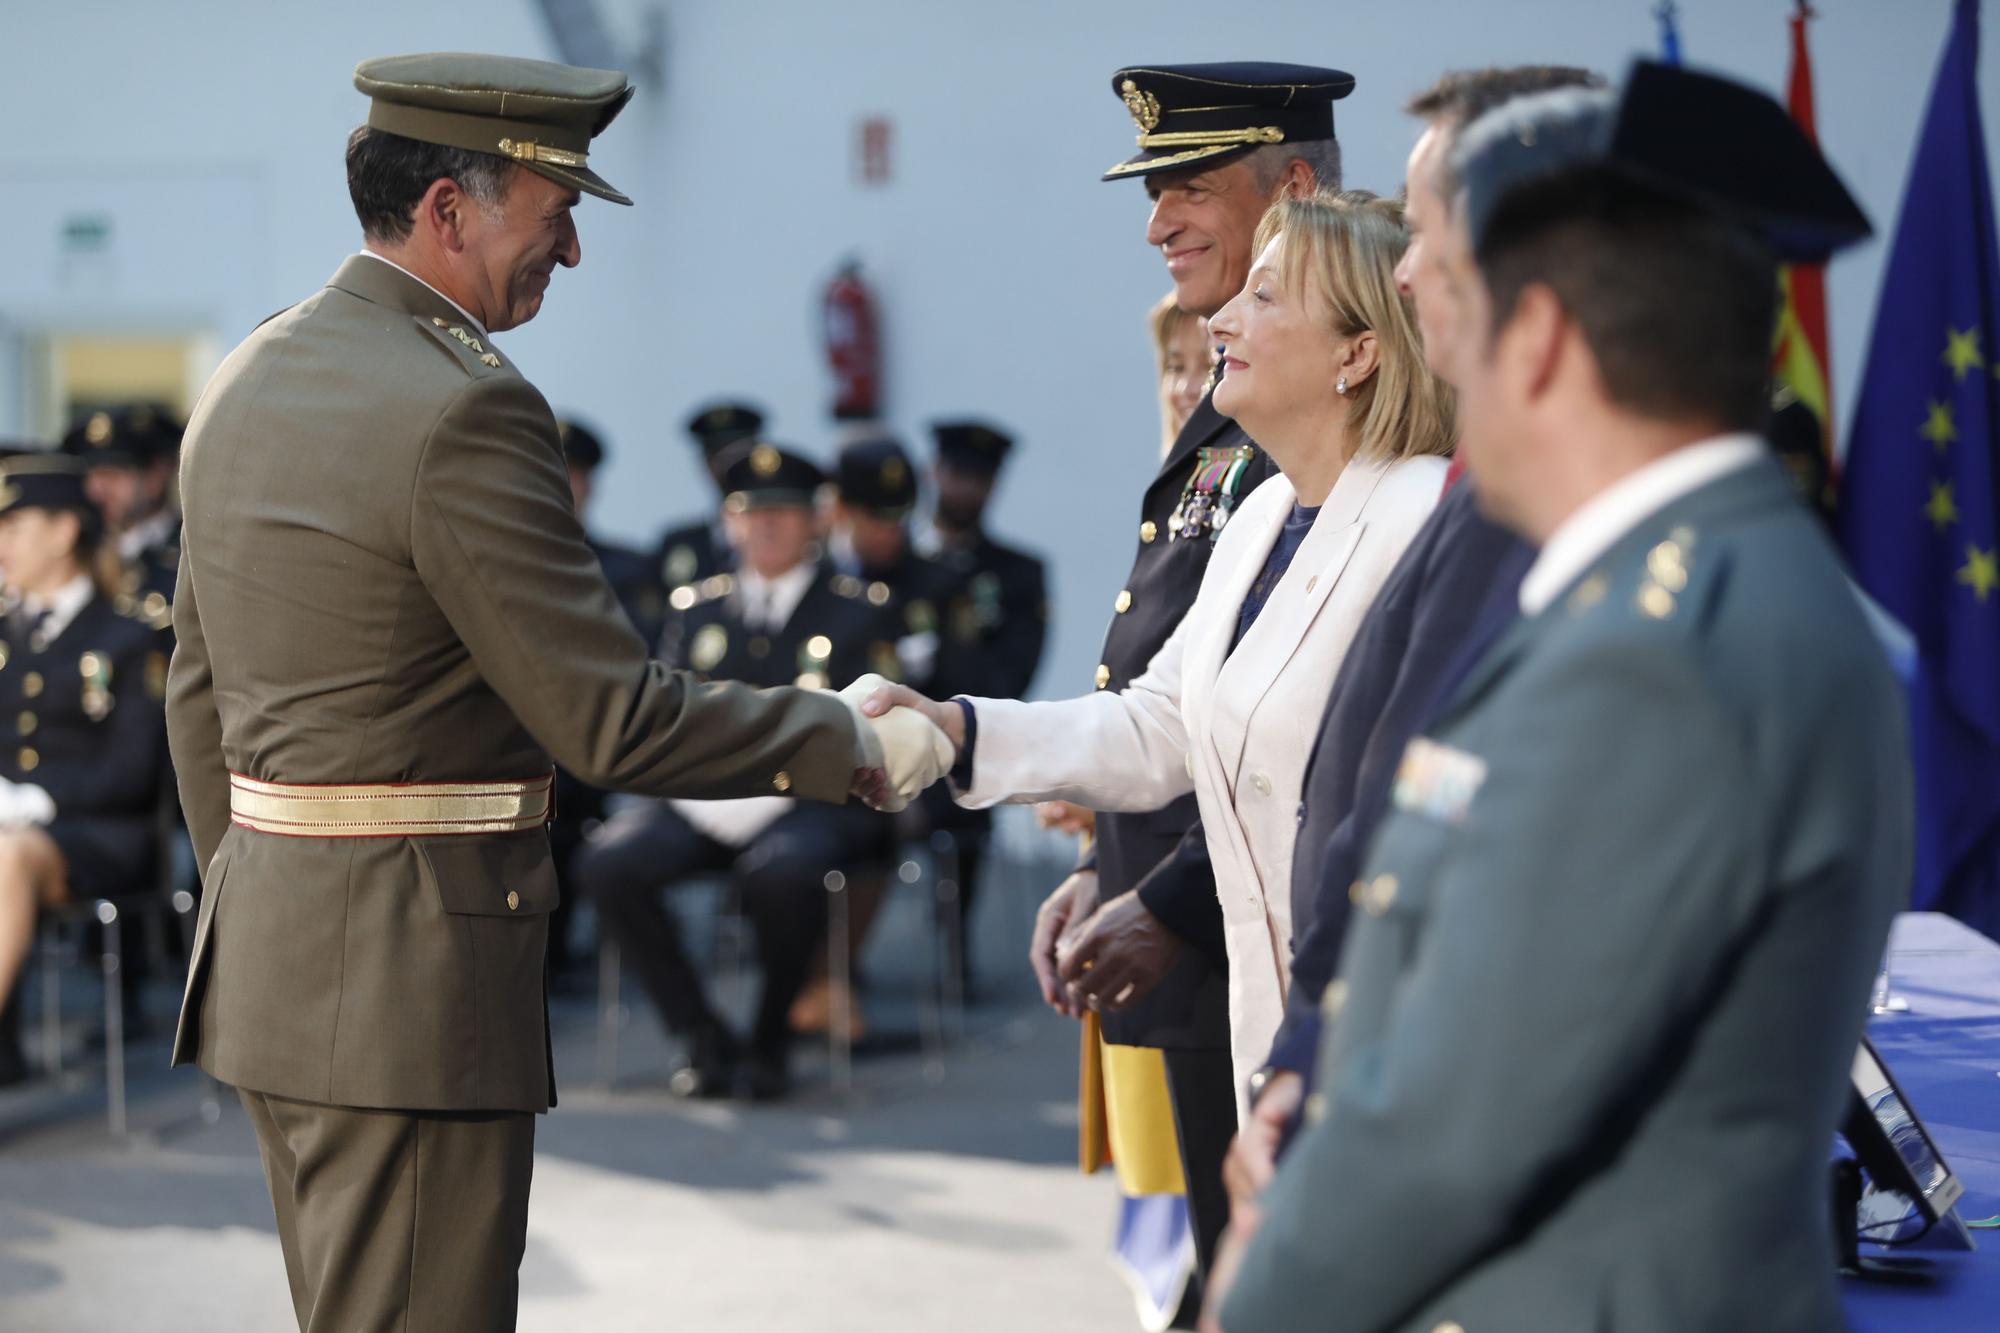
[168,255,860,1114]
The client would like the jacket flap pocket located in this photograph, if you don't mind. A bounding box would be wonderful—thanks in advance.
[418,831,559,916]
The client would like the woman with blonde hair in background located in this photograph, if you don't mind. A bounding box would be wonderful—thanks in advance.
[1151,295,1215,462]
[866,191,1456,1117]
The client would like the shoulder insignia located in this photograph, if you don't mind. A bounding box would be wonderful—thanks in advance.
[1633,529,1696,622]
[415,315,506,376]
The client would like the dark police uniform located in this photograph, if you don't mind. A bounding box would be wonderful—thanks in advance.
[574,444,904,1098]
[654,400,764,589]
[0,455,171,1085]
[557,418,666,641]
[59,404,180,623]
[1090,60,1352,1284]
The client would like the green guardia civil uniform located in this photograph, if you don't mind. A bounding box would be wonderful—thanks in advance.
[168,54,863,1333]
[1222,453,1912,1332]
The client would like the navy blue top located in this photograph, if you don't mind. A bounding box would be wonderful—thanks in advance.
[1231,504,1320,652]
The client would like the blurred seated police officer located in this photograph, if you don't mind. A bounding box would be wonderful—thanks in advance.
[0,454,170,1086]
[572,443,904,1100]
[59,404,181,622]
[558,417,665,640]
[1212,66,1905,1333]
[655,399,764,589]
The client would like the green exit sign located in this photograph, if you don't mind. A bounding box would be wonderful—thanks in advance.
[61,215,113,253]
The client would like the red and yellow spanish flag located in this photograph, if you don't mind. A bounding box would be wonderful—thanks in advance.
[1773,4,1836,474]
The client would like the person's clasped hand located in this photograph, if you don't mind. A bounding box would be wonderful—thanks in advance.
[839,673,956,811]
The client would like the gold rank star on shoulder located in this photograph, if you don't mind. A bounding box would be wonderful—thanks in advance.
[431,316,502,368]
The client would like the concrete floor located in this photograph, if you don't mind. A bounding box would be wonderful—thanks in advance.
[0,870,1144,1331]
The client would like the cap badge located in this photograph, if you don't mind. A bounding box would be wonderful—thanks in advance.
[750,444,781,477]
[86,413,114,447]
[882,456,908,487]
[1120,79,1161,134]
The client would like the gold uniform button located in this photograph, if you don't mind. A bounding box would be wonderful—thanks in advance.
[1094,664,1111,690]
[1139,521,1158,544]
[866,581,893,607]
[1434,1323,1466,1333]
[505,891,520,911]
[1114,590,1133,614]
[22,673,42,699]
[0,642,10,668]
[1367,874,1399,916]
[16,713,34,737]
[1347,878,1368,906]
[773,771,792,793]
[1321,978,1349,1019]
[18,747,38,772]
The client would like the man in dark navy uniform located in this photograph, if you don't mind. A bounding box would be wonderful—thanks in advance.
[1029,62,1350,1290]
[572,442,905,1100]
[654,400,764,590]
[558,417,664,641]
[59,404,180,626]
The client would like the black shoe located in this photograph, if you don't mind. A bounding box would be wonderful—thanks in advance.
[737,1051,791,1103]
[668,1023,739,1100]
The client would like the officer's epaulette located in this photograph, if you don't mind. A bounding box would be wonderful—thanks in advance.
[414,315,508,377]
[667,572,736,612]
[1562,523,1719,631]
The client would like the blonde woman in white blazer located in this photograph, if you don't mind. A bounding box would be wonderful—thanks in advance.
[860,192,1455,1119]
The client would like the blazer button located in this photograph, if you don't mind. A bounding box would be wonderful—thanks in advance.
[1094,664,1111,690]
[505,891,520,911]
[1139,520,1157,544]
[773,771,792,793]
[1114,590,1133,614]
[1250,772,1272,797]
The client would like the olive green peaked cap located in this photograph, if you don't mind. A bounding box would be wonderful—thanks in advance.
[355,53,636,205]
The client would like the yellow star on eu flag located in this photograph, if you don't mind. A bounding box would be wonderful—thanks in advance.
[1945,326,1986,382]
[1921,400,1959,452]
[1926,480,1960,532]
[1960,545,2000,602]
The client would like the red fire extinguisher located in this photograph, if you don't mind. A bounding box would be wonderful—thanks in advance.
[823,258,881,421]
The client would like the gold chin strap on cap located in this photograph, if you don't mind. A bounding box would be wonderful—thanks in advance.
[1136,126,1287,149]
[228,773,554,838]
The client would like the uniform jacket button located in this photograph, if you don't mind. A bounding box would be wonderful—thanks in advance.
[505,891,520,911]
[1139,520,1157,543]
[1433,1322,1466,1333]
[1114,590,1133,614]
[1094,664,1111,690]
[773,771,792,792]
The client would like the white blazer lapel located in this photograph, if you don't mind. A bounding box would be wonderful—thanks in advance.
[1184,479,1296,786]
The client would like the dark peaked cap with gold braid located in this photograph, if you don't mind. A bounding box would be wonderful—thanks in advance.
[1102,61,1354,181]
[355,53,636,205]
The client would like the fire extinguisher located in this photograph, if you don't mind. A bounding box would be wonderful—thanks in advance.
[822,258,881,421]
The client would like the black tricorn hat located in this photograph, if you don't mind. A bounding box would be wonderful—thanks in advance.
[1103,62,1354,182]
[0,452,97,519]
[718,441,824,512]
[1456,60,1871,264]
[686,401,767,457]
[931,420,1014,477]
[834,437,918,518]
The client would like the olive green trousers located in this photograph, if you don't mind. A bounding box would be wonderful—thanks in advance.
[239,1089,536,1332]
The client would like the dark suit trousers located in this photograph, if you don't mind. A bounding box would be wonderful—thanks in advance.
[1163,1046,1239,1282]
[239,1088,535,1333]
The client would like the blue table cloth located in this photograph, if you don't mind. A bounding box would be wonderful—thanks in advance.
[1845,912,2000,1331]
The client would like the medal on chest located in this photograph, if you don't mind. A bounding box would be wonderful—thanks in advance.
[1168,446,1256,544]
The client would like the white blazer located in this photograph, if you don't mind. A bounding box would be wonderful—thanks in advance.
[960,452,1448,1119]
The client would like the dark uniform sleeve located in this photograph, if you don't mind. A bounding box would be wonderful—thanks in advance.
[1132,820,1228,972]
[410,375,862,802]
[167,544,230,876]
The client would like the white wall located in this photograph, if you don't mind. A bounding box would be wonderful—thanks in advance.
[1,0,1991,694]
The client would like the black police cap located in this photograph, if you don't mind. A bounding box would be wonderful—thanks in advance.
[557,418,606,472]
[718,441,824,512]
[59,404,182,469]
[1456,60,1871,265]
[931,421,1014,477]
[686,401,767,457]
[1103,62,1354,182]
[834,437,918,518]
[0,452,96,519]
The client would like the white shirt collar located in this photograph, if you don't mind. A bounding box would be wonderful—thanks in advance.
[118,508,177,563]
[22,573,97,643]
[355,251,488,339]
[1518,433,1764,616]
[734,561,818,632]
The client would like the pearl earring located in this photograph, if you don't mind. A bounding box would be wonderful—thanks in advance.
[1336,376,1348,396]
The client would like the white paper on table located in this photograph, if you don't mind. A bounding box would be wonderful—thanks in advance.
[670,795,792,848]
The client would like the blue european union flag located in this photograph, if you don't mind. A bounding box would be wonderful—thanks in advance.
[1839,0,2000,940]
[1654,2,1684,67]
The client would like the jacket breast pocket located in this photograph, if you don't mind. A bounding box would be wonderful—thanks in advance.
[417,831,560,917]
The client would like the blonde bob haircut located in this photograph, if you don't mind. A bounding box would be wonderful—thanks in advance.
[1252,189,1456,463]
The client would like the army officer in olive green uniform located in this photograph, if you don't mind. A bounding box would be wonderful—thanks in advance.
[168,54,919,1333]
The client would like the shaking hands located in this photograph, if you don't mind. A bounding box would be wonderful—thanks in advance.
[838,674,962,811]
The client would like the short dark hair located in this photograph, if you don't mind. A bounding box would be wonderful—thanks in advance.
[1406,66,1605,128]
[1478,174,1778,433]
[345,126,515,244]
